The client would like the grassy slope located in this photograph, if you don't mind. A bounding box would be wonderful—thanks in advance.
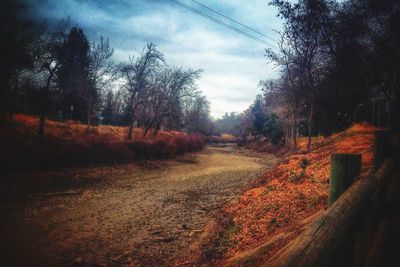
[0,114,204,171]
[201,123,378,265]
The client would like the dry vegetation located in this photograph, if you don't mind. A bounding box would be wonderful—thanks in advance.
[0,114,205,171]
[198,123,378,265]
[0,146,277,266]
[206,133,238,143]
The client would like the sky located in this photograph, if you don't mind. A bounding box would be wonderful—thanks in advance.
[26,0,283,118]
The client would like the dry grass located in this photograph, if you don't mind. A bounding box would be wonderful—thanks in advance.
[0,146,270,266]
[203,123,379,264]
[206,133,238,143]
[0,114,205,171]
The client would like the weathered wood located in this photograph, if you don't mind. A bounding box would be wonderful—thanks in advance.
[365,158,398,243]
[373,130,391,171]
[328,154,361,267]
[264,157,396,267]
[328,154,361,206]
[224,232,292,267]
[366,217,400,267]
[386,170,400,213]
[264,174,376,267]
[224,211,324,267]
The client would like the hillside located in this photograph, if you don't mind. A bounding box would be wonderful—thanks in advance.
[0,114,205,171]
[198,123,378,266]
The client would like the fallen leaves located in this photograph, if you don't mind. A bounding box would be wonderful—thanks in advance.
[217,123,378,261]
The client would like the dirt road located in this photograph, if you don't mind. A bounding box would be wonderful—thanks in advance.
[1,145,277,266]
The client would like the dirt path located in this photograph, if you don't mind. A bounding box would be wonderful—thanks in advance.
[1,145,277,266]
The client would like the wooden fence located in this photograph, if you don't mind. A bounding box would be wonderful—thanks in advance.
[264,130,400,267]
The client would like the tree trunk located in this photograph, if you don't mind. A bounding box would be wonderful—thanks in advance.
[143,117,157,138]
[86,90,93,128]
[292,108,297,150]
[377,100,381,127]
[386,100,390,128]
[9,71,19,126]
[284,125,290,148]
[307,98,315,151]
[87,101,92,128]
[143,125,151,138]
[38,74,52,141]
[127,116,134,140]
[153,122,162,137]
[371,99,375,125]
[38,111,46,141]
[87,115,91,128]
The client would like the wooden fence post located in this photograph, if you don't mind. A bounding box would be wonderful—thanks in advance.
[373,130,391,172]
[327,154,362,266]
[329,154,362,206]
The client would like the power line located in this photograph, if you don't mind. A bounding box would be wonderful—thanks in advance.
[188,0,278,43]
[166,0,278,49]
[168,0,272,46]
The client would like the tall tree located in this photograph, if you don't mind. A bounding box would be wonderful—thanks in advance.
[32,19,68,140]
[119,43,165,140]
[57,27,91,122]
[268,0,334,150]
[183,93,212,134]
[142,67,201,137]
[0,0,36,125]
[251,95,267,134]
[261,76,300,149]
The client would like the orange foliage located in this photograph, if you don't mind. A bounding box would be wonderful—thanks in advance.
[1,114,205,170]
[206,133,238,143]
[218,123,378,260]
[11,113,190,143]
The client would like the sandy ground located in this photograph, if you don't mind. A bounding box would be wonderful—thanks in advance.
[0,145,277,266]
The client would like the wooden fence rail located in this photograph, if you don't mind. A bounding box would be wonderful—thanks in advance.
[264,130,398,267]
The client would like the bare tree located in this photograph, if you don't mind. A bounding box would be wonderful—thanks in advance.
[268,0,333,150]
[87,37,116,127]
[142,67,201,137]
[119,43,165,140]
[260,72,301,150]
[32,19,68,140]
[182,92,211,134]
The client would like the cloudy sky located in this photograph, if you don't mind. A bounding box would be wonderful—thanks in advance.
[26,0,282,118]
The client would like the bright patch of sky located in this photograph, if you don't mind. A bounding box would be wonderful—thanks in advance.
[26,0,283,118]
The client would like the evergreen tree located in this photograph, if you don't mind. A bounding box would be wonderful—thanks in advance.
[263,113,284,145]
[251,95,267,134]
[57,27,91,122]
[0,0,36,124]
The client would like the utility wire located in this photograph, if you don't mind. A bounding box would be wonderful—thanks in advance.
[188,0,278,43]
[168,0,271,46]
[167,0,278,49]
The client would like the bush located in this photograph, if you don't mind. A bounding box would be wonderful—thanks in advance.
[1,114,206,171]
[262,113,284,145]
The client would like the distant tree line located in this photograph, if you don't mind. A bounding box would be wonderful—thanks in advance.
[213,99,284,146]
[0,1,213,140]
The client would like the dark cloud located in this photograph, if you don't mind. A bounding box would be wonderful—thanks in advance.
[23,0,281,117]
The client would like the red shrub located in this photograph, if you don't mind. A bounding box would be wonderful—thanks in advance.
[1,114,206,171]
